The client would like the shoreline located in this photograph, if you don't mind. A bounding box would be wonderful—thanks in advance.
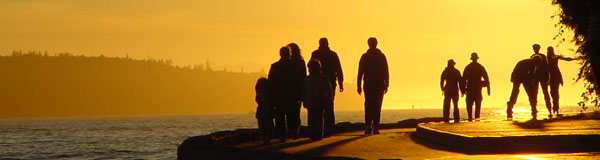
[177,117,444,159]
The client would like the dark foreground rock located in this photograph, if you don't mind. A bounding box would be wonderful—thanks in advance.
[177,117,443,160]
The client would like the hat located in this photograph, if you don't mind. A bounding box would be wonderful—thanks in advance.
[447,59,455,65]
[470,52,479,60]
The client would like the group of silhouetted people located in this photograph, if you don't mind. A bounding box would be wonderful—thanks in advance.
[255,37,389,144]
[441,44,574,123]
[507,44,574,120]
[440,53,490,123]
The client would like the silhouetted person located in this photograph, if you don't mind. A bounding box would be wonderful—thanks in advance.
[440,59,461,123]
[303,60,332,141]
[530,44,553,118]
[287,43,306,139]
[310,37,344,137]
[507,56,543,120]
[357,37,389,135]
[268,47,296,142]
[462,52,490,121]
[547,46,575,115]
[255,77,275,145]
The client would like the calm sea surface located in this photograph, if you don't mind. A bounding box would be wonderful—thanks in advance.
[0,106,587,159]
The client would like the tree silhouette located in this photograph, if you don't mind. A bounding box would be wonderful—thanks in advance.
[551,0,599,109]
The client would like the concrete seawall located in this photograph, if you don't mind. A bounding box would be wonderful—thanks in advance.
[177,117,443,160]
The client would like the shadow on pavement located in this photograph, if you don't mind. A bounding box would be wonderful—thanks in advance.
[299,135,366,156]
[512,119,548,130]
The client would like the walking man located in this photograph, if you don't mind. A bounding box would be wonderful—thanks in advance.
[357,37,389,135]
[310,38,344,137]
[268,47,295,142]
[440,59,461,123]
[462,52,490,121]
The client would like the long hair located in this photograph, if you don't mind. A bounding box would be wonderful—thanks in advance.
[547,46,556,56]
[288,43,303,60]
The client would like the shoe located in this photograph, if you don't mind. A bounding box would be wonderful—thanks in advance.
[373,129,380,135]
[262,140,270,145]
[548,114,553,119]
[279,138,286,143]
[364,128,372,135]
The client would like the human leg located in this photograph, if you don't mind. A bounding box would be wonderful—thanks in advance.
[475,94,482,120]
[308,108,324,140]
[324,86,336,137]
[507,82,521,118]
[550,82,560,114]
[466,94,474,121]
[540,81,552,117]
[274,106,286,141]
[287,102,301,139]
[525,80,538,119]
[372,90,384,134]
[451,94,460,123]
[443,95,451,123]
[364,95,372,134]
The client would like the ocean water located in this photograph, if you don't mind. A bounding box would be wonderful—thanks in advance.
[0,106,587,159]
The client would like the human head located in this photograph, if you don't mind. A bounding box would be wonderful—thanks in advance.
[319,38,329,47]
[368,37,378,49]
[279,47,290,60]
[470,52,479,62]
[532,44,541,53]
[547,46,555,56]
[531,54,543,64]
[287,43,301,58]
[307,59,321,75]
[447,59,455,68]
[255,77,269,91]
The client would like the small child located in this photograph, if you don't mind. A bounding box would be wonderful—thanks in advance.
[255,77,275,144]
[303,60,332,140]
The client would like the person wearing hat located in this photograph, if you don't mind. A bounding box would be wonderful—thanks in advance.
[440,59,462,123]
[462,52,490,121]
[530,44,553,118]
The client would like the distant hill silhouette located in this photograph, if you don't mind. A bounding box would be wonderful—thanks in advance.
[0,51,363,119]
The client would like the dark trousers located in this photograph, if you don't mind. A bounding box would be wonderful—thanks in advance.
[549,81,561,114]
[533,79,552,114]
[274,101,300,139]
[307,107,324,140]
[443,91,459,123]
[507,80,537,117]
[257,118,274,143]
[364,87,384,130]
[466,88,482,121]
[324,85,336,137]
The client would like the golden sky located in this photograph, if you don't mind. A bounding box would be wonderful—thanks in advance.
[0,0,584,110]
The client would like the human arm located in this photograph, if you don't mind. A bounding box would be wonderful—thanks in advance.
[357,55,365,95]
[557,55,576,61]
[440,70,446,96]
[383,54,389,94]
[483,66,490,96]
[333,52,344,92]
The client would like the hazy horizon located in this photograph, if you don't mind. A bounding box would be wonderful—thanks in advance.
[0,0,590,117]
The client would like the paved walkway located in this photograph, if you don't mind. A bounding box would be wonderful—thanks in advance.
[236,116,600,159]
